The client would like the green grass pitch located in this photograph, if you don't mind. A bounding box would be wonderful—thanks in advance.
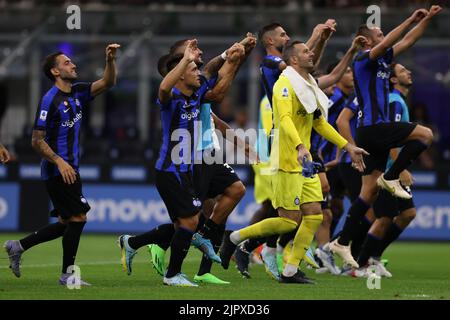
[0,233,449,300]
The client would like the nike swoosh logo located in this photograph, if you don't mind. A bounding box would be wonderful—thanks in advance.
[63,108,70,113]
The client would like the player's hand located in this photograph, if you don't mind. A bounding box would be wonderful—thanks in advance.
[0,145,10,164]
[427,5,442,19]
[400,170,414,186]
[297,144,311,166]
[344,143,369,173]
[351,35,368,51]
[183,39,199,63]
[239,32,257,54]
[409,9,429,23]
[56,158,77,185]
[106,43,121,61]
[227,43,245,63]
[322,19,337,40]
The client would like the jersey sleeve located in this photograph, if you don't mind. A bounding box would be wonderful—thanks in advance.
[72,82,94,105]
[384,47,394,64]
[198,75,215,101]
[33,96,55,131]
[262,56,283,70]
[273,81,302,148]
[345,95,358,114]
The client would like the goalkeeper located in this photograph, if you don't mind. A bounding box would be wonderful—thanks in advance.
[220,40,367,284]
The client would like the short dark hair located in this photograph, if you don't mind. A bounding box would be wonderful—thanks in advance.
[169,39,189,54]
[258,22,283,46]
[157,53,171,77]
[42,51,64,81]
[389,62,399,91]
[165,53,184,73]
[356,24,373,38]
[282,40,303,65]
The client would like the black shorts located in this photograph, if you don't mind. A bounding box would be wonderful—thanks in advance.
[373,189,415,219]
[194,162,240,201]
[338,162,362,202]
[45,173,91,220]
[155,170,202,222]
[326,166,346,199]
[311,152,326,173]
[356,122,417,175]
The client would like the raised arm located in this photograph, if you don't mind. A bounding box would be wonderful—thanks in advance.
[204,43,245,103]
[158,40,199,104]
[317,36,366,89]
[31,130,76,184]
[394,5,442,57]
[203,32,256,80]
[369,9,428,60]
[311,20,337,68]
[91,44,120,97]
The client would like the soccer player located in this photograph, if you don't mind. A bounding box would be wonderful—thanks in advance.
[0,143,10,164]
[335,91,376,264]
[147,36,256,285]
[329,6,442,268]
[4,44,120,285]
[354,63,417,277]
[232,21,339,279]
[221,40,368,284]
[118,40,249,286]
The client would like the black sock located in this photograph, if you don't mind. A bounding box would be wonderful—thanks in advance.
[350,216,372,259]
[62,221,86,274]
[372,222,403,257]
[199,219,220,239]
[20,222,67,251]
[197,224,226,276]
[338,197,370,246]
[266,234,278,248]
[166,227,193,278]
[357,233,382,267]
[243,238,265,253]
[384,140,427,180]
[278,229,297,248]
[128,223,175,250]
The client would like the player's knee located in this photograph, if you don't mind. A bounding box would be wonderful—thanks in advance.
[422,127,433,145]
[415,125,433,145]
[399,210,416,224]
[228,181,246,201]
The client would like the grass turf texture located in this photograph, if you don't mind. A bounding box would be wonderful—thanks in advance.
[0,233,449,300]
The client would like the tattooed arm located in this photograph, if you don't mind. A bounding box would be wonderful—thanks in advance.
[31,130,77,184]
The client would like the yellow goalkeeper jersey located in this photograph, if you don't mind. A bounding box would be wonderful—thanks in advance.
[270,74,347,173]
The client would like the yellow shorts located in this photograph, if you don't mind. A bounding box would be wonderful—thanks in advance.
[271,171,323,210]
[252,163,272,204]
